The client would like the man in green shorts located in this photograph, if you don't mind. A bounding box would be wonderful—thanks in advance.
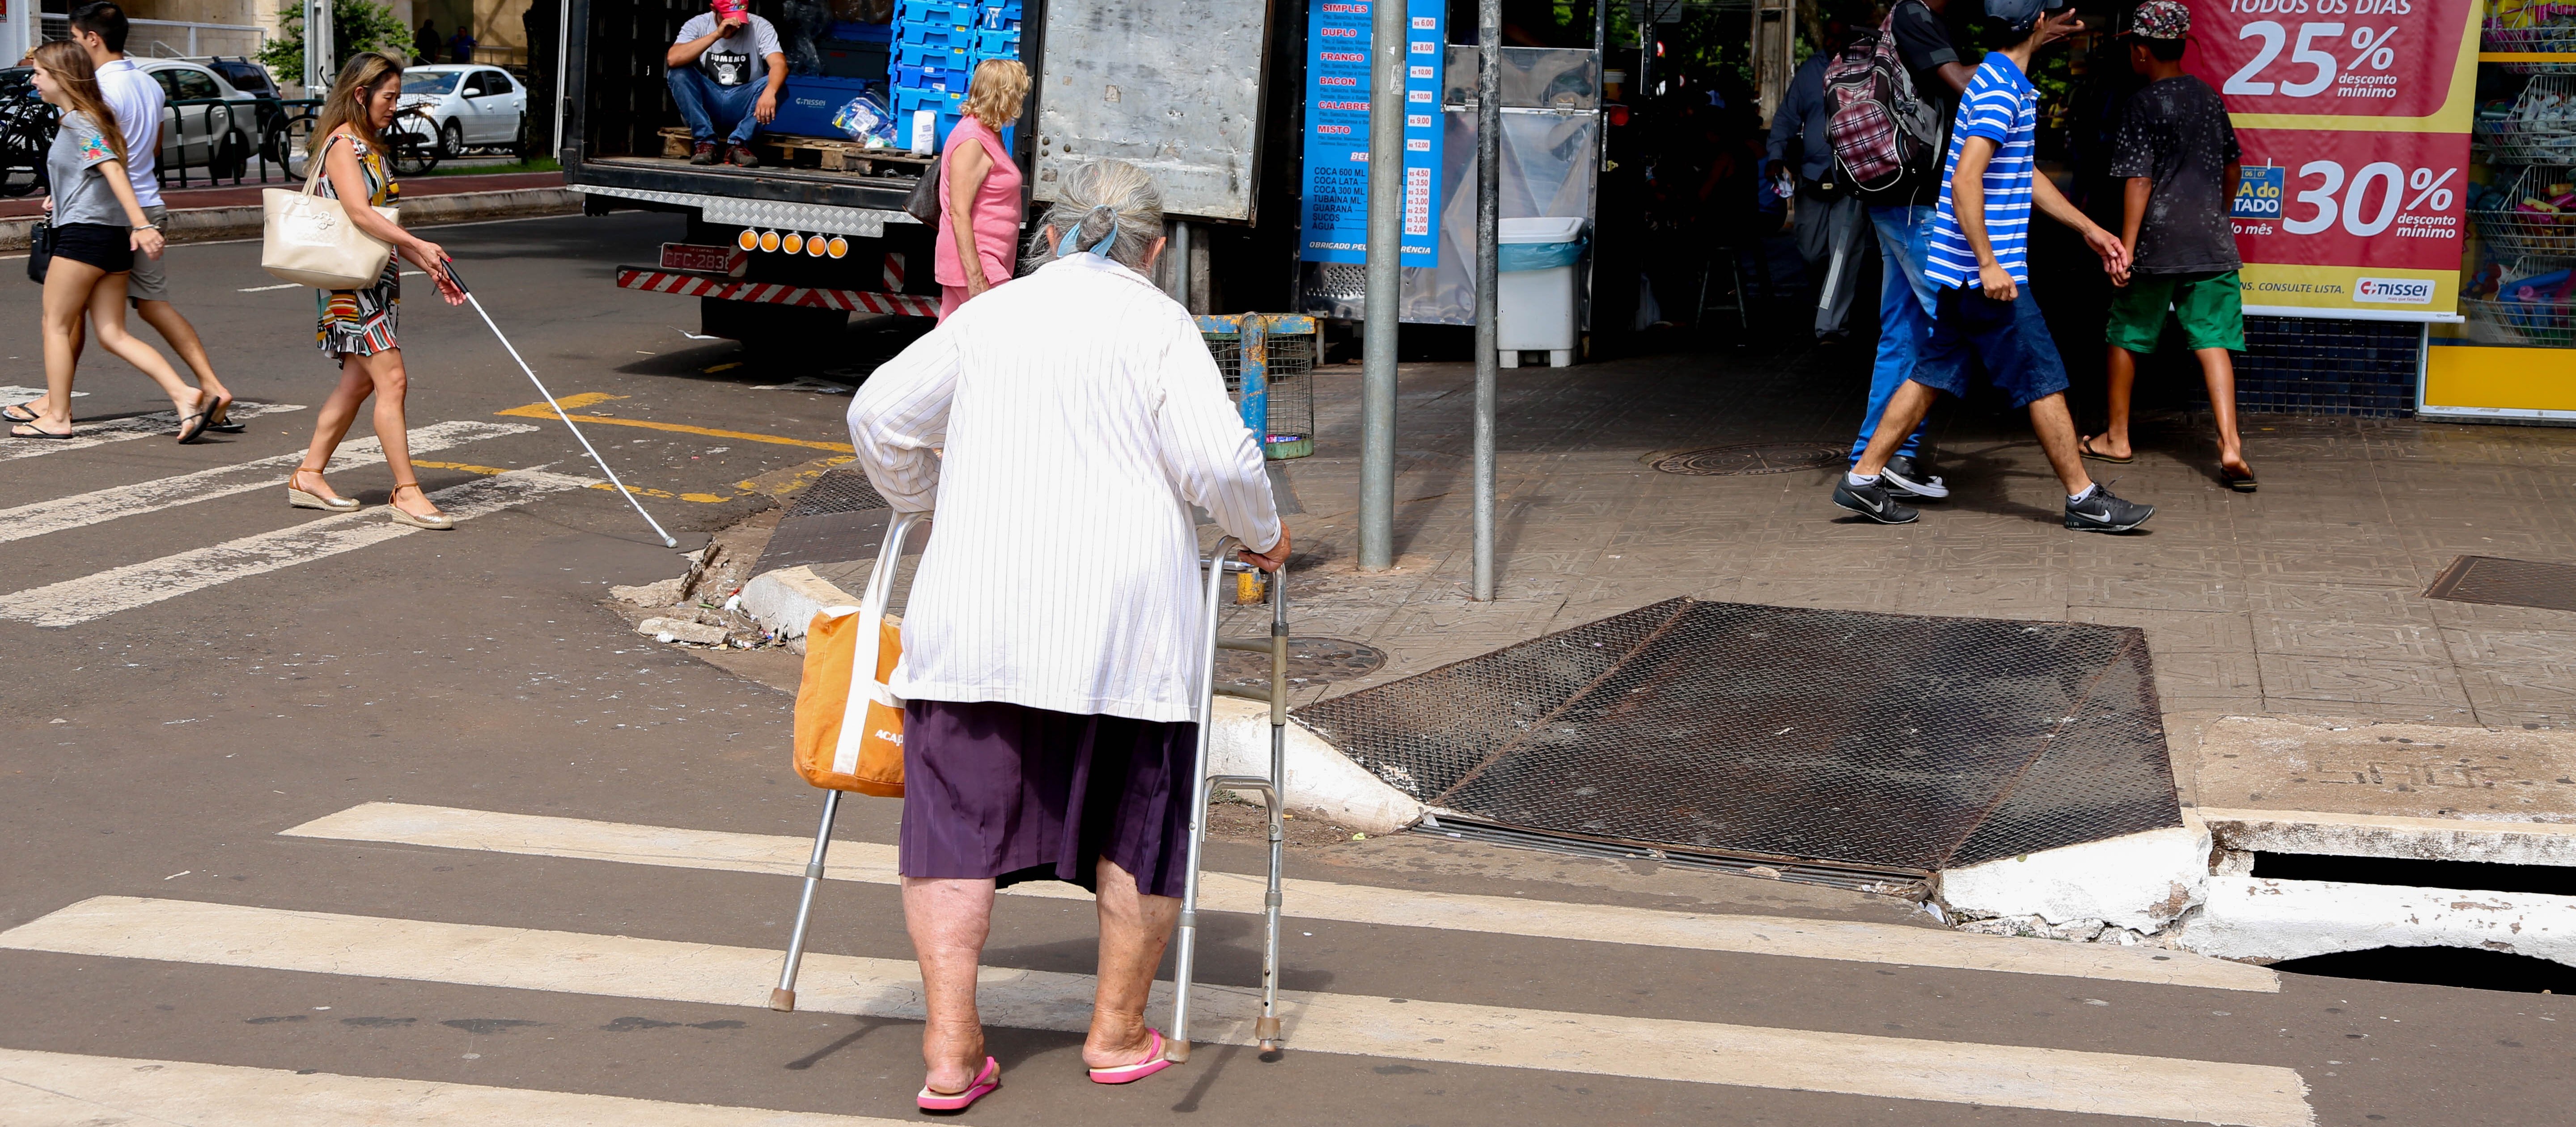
[2081,0,2254,491]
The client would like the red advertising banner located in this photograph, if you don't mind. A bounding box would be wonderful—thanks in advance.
[2183,0,2480,317]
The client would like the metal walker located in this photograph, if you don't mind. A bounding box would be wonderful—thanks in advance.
[765,514,1295,1065]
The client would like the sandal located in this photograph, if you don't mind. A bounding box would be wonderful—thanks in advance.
[287,465,360,512]
[2078,435,2133,464]
[1087,1027,1177,1085]
[1,403,38,424]
[174,395,214,444]
[385,482,454,530]
[9,421,73,439]
[203,393,243,434]
[916,1056,999,1112]
[2222,462,2258,493]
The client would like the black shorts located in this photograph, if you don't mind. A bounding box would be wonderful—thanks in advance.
[50,222,133,275]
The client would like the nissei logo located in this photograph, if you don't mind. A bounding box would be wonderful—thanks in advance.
[2354,277,2433,305]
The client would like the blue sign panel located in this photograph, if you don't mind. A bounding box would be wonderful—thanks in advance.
[2233,165,2284,220]
[1300,0,1444,267]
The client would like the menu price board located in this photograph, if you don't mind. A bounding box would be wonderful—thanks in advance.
[1300,0,1445,267]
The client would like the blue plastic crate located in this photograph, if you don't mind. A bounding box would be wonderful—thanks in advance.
[976,0,1024,19]
[973,28,1019,54]
[899,20,970,46]
[895,39,969,67]
[826,20,893,42]
[896,0,965,26]
[890,62,955,91]
[974,10,1020,31]
[893,85,963,116]
[771,75,881,139]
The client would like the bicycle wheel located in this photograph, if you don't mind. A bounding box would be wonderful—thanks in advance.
[264,112,318,181]
[0,128,41,197]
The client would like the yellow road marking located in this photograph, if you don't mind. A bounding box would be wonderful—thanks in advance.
[412,460,513,475]
[497,398,852,452]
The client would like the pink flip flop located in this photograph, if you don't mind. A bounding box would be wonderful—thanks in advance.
[915,1056,999,1112]
[1087,1027,1177,1085]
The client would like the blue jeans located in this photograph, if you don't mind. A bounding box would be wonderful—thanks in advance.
[1913,284,2072,409]
[1853,203,1936,463]
[668,66,762,145]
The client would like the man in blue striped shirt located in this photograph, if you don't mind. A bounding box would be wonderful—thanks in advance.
[1832,0,2157,534]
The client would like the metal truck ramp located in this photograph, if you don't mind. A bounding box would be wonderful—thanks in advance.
[1296,598,2182,881]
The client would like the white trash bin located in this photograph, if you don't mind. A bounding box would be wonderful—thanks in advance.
[1497,216,1586,368]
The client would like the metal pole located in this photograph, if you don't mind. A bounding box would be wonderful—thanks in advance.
[1472,0,1499,602]
[1358,0,1405,572]
[555,0,572,158]
[305,0,334,93]
[1166,220,1193,308]
[1637,0,1652,100]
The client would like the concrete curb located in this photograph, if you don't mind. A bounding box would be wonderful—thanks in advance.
[0,186,578,252]
[1936,812,2212,935]
[735,565,1426,834]
[2178,875,2576,968]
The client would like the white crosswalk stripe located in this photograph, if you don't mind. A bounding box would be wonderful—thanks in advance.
[0,469,595,626]
[0,1047,919,1126]
[0,421,537,546]
[0,897,2314,1126]
[0,402,304,461]
[284,802,2278,992]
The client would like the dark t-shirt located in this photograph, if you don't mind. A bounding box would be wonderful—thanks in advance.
[2110,76,2242,274]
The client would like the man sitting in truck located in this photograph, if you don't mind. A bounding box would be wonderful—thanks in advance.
[666,0,784,167]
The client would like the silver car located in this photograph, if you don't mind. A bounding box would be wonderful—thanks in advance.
[135,58,263,177]
[398,64,529,157]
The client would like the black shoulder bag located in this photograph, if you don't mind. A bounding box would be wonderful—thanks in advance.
[25,218,51,284]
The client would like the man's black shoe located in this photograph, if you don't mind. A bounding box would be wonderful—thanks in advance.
[1831,477,1919,525]
[1882,454,1951,500]
[728,144,761,167]
[2065,485,2155,532]
[688,141,718,165]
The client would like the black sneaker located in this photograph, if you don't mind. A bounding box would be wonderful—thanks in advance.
[1882,454,1950,500]
[688,140,718,165]
[1831,476,1919,525]
[2065,485,2154,532]
[728,144,761,168]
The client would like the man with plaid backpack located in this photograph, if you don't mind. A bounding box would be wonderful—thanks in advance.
[1823,0,1979,502]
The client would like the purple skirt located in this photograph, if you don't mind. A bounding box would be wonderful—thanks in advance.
[898,699,1199,899]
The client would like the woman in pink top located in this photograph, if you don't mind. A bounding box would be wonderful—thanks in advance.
[936,60,1027,320]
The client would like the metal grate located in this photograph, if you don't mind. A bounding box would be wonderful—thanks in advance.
[1202,315,1318,460]
[2426,555,2576,613]
[784,466,889,518]
[2237,316,2420,418]
[1651,443,1845,476]
[1296,598,2181,877]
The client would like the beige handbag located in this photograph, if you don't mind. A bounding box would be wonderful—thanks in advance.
[262,133,400,289]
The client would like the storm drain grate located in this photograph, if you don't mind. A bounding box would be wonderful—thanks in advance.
[784,466,889,518]
[1296,598,2181,877]
[1651,443,1845,476]
[2425,555,2576,613]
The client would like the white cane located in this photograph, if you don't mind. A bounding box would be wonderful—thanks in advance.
[439,258,679,548]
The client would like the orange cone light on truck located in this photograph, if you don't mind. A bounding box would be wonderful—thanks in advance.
[782,232,805,254]
[736,229,759,252]
[826,236,848,258]
[806,233,828,257]
[759,230,781,253]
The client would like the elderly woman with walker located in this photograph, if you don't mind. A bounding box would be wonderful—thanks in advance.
[845,158,1288,1112]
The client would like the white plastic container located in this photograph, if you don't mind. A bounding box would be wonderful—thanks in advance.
[1496,216,1585,367]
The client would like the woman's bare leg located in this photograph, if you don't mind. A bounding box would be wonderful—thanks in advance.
[25,259,107,432]
[902,876,995,1093]
[1087,856,1180,1068]
[353,348,441,519]
[84,274,205,418]
[297,357,377,502]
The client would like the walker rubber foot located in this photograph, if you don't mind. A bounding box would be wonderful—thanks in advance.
[1163,1039,1192,1063]
[1254,1017,1282,1042]
[769,987,797,1012]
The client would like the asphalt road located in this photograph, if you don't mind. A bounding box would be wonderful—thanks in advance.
[0,214,2566,1126]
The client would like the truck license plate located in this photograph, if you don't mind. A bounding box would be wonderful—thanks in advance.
[661,242,744,274]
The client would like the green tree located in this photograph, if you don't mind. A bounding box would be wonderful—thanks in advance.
[261,0,412,89]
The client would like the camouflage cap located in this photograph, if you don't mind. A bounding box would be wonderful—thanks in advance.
[2123,0,2191,39]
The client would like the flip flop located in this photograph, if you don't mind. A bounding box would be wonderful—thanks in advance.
[915,1056,999,1113]
[2078,435,2133,464]
[2223,464,2258,493]
[9,422,74,439]
[1087,1027,1177,1085]
[1,403,37,424]
[203,393,243,434]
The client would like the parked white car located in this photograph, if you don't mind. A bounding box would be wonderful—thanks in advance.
[134,58,263,177]
[398,64,529,157]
